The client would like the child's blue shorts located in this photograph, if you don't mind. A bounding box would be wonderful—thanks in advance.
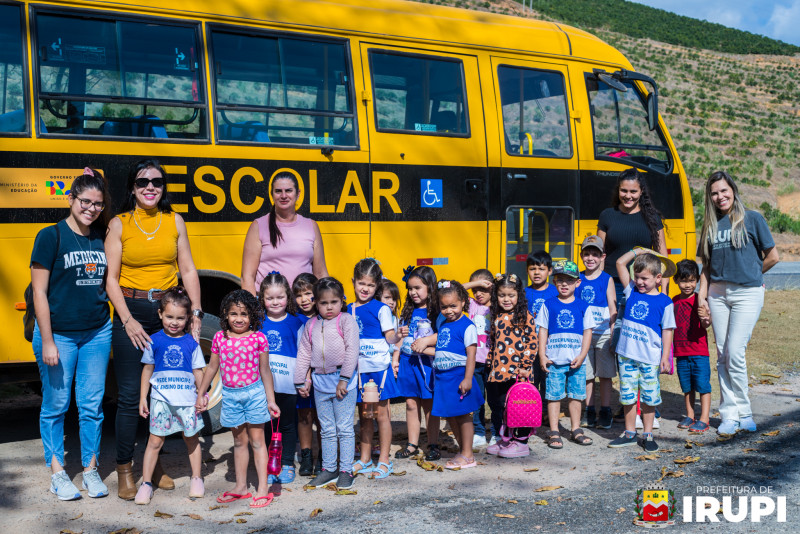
[545,363,586,401]
[221,381,269,428]
[675,355,712,395]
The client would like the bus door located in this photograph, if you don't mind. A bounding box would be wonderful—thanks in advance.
[359,43,488,278]
[491,57,578,280]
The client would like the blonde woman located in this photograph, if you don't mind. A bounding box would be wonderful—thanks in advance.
[697,171,779,436]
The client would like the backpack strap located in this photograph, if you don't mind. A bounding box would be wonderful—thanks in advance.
[336,312,343,338]
[307,316,318,349]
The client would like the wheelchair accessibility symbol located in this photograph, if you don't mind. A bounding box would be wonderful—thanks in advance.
[421,179,443,208]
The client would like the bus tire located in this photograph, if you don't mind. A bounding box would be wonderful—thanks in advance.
[198,313,223,434]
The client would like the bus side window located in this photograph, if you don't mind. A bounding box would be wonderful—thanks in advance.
[586,75,671,174]
[210,29,356,147]
[370,51,469,136]
[497,66,571,158]
[34,11,207,140]
[0,5,27,135]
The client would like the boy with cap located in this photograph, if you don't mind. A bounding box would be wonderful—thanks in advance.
[608,248,676,452]
[536,260,597,449]
[578,235,618,429]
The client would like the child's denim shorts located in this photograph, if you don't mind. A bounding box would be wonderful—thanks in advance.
[618,355,661,406]
[545,363,586,401]
[221,381,269,428]
[676,355,712,395]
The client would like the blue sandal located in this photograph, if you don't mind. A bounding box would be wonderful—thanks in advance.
[353,459,375,475]
[373,461,393,479]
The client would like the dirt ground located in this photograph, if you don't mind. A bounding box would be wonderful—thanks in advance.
[1,371,799,533]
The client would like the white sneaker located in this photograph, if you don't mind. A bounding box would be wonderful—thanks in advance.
[652,417,661,429]
[635,414,643,429]
[472,434,488,448]
[488,436,498,447]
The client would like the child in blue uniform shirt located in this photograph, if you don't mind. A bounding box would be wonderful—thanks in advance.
[428,280,484,470]
[536,261,596,450]
[578,235,618,429]
[608,248,676,453]
[525,250,558,322]
[259,271,306,483]
[348,259,403,479]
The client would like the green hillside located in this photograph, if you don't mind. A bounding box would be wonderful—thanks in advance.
[526,0,800,56]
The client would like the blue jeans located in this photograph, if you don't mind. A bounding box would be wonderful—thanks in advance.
[472,363,487,437]
[33,320,112,467]
[315,388,356,473]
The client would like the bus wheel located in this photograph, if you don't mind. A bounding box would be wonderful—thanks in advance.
[198,313,223,434]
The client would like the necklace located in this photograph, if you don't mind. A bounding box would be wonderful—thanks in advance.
[133,209,162,241]
[67,219,92,254]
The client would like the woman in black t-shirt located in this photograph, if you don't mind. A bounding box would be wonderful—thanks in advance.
[30,169,113,501]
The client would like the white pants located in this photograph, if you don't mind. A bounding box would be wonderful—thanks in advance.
[708,282,764,421]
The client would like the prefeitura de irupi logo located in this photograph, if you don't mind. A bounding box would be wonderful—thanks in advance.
[634,483,676,527]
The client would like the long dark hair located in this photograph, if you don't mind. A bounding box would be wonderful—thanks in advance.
[490,273,528,331]
[267,172,300,248]
[70,167,112,232]
[258,271,298,315]
[400,266,439,325]
[121,159,172,213]
[612,168,664,251]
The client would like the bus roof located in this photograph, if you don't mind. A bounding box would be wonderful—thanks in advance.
[78,0,631,67]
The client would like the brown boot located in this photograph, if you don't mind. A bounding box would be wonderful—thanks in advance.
[116,462,136,500]
[152,457,175,490]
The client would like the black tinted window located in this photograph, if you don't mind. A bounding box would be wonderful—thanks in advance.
[211,29,355,146]
[36,12,206,139]
[370,52,468,135]
[0,5,27,134]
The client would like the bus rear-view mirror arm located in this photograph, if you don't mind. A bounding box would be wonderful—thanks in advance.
[592,68,659,131]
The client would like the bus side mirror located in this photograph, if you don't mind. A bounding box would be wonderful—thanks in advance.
[646,92,658,131]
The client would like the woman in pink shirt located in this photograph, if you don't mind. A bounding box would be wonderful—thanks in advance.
[241,173,329,292]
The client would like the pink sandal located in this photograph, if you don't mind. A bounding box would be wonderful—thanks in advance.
[445,454,477,470]
[250,493,275,508]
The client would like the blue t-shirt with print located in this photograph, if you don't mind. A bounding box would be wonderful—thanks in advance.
[433,314,478,370]
[579,271,612,334]
[348,299,395,372]
[141,331,205,406]
[617,283,676,366]
[401,307,432,357]
[261,313,305,394]
[535,297,596,365]
[526,284,558,330]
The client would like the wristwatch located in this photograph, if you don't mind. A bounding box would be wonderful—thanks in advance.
[192,309,205,319]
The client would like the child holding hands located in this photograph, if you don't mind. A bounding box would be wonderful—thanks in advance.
[537,261,596,449]
[672,260,713,433]
[196,290,281,508]
[462,269,493,447]
[608,248,675,452]
[136,287,206,504]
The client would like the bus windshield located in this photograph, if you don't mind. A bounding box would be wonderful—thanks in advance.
[587,77,671,174]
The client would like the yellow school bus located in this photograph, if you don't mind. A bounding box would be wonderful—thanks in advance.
[0,0,694,400]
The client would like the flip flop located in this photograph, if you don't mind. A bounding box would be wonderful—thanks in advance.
[445,454,477,470]
[216,491,252,503]
[250,493,274,508]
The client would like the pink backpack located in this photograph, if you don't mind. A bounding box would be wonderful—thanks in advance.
[500,377,542,440]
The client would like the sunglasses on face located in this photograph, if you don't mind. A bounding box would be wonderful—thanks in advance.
[76,197,105,211]
[134,177,165,189]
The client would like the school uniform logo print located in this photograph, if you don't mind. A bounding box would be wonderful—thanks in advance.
[581,285,596,304]
[355,315,364,336]
[162,344,183,368]
[266,330,282,352]
[533,298,545,317]
[436,328,451,349]
[631,301,650,321]
[556,310,575,329]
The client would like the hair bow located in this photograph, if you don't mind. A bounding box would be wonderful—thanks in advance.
[438,281,451,289]
[508,273,518,283]
[83,167,94,177]
[494,272,504,281]
[269,270,281,275]
[365,257,381,265]
[402,265,415,283]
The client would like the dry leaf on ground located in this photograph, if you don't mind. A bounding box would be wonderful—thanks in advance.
[234,512,253,516]
[743,448,759,453]
[154,511,173,519]
[391,471,407,476]
[773,413,782,417]
[247,528,268,534]
[717,434,734,442]
[657,467,685,482]
[218,520,232,525]
[523,468,539,472]
[373,500,383,505]
[495,514,516,519]
[108,529,142,534]
[208,505,227,511]
[183,514,203,520]
[302,484,315,491]
[535,500,548,505]
[674,456,700,464]
[534,485,563,492]
[507,499,518,504]
[762,430,780,437]
[69,513,83,521]
[762,373,782,379]
[610,472,626,476]
[635,454,659,461]
[334,489,357,496]
[59,530,82,534]
[616,507,626,514]
[310,509,323,518]
[236,518,247,524]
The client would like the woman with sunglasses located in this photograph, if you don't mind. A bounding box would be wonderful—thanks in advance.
[105,159,203,500]
[30,168,113,501]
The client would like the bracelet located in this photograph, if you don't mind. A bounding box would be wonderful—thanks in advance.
[123,316,132,327]
[305,378,312,384]
[204,393,209,398]
[631,248,637,257]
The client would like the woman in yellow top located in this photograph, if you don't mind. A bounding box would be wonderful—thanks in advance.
[105,159,203,500]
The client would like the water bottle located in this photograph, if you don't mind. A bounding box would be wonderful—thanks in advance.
[415,319,433,339]
[267,423,283,476]
[362,379,379,419]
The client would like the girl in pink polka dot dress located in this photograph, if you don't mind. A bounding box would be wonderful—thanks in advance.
[196,290,280,508]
